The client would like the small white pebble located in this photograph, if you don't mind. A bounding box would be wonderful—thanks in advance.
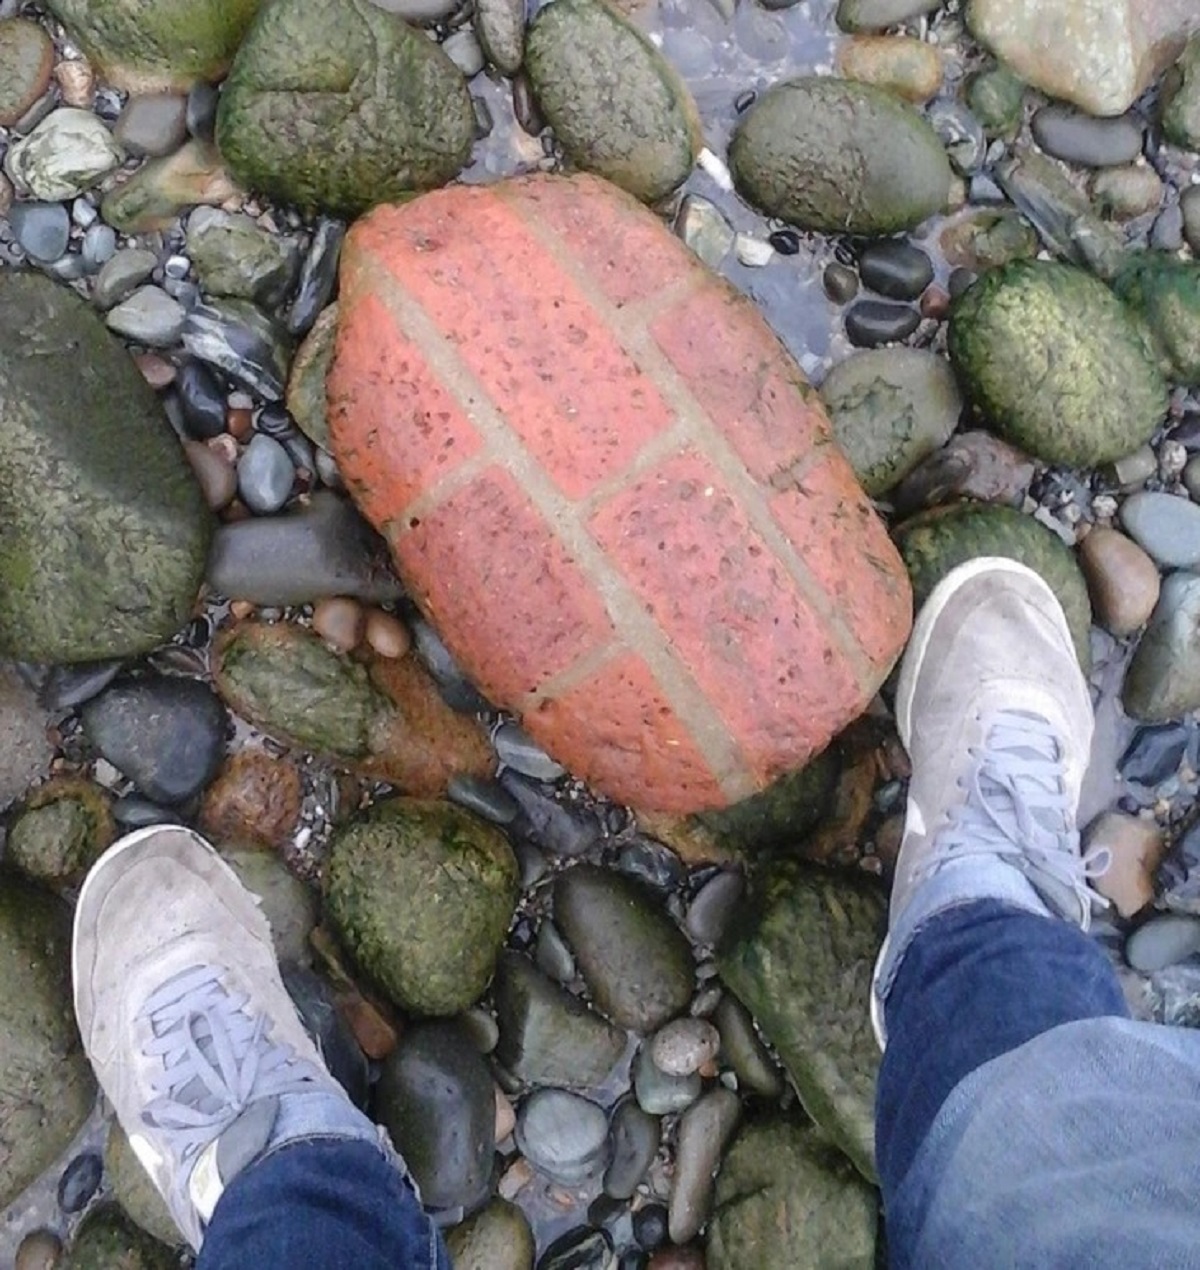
[1160,439,1188,481]
[735,233,775,267]
[697,147,733,192]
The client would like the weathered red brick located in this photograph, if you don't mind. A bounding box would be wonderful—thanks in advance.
[330,175,912,814]
[649,283,824,484]
[589,450,860,775]
[532,652,727,812]
[327,292,482,523]
[392,465,615,702]
[348,192,673,501]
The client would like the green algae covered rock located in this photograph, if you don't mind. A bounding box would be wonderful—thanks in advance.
[65,1208,176,1270]
[948,260,1168,468]
[7,777,115,890]
[707,1118,878,1270]
[447,1198,536,1270]
[326,798,519,1016]
[46,0,262,92]
[1113,255,1200,386]
[729,77,952,234]
[1164,37,1200,151]
[525,0,701,204]
[717,862,885,1183]
[215,0,474,217]
[894,502,1093,669]
[0,877,96,1208]
[0,272,211,663]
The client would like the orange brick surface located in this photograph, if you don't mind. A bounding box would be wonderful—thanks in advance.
[328,174,912,813]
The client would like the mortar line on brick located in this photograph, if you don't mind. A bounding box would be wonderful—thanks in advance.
[616,276,705,326]
[389,446,496,525]
[514,213,879,692]
[576,419,693,518]
[517,638,625,708]
[361,248,754,801]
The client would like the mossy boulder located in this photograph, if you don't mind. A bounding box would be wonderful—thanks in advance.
[729,77,952,234]
[1113,256,1200,386]
[447,1198,536,1270]
[525,0,701,204]
[1163,36,1200,151]
[45,0,262,92]
[948,260,1168,468]
[0,272,212,663]
[894,502,1093,670]
[820,348,963,497]
[326,798,519,1016]
[0,877,96,1208]
[214,0,475,217]
[707,1118,878,1270]
[212,620,493,795]
[6,777,115,890]
[717,862,885,1183]
[65,1208,176,1270]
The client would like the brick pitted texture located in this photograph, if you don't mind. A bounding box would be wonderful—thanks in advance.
[328,174,912,814]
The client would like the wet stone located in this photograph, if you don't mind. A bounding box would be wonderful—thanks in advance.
[237,433,295,513]
[0,18,53,127]
[81,676,226,804]
[1183,188,1200,255]
[713,994,784,1097]
[81,221,117,270]
[835,0,940,31]
[1121,492,1200,570]
[836,35,943,104]
[1032,106,1143,168]
[448,774,521,825]
[651,1017,720,1076]
[114,92,189,156]
[1079,526,1160,638]
[92,247,158,309]
[495,720,567,781]
[186,81,219,141]
[844,300,920,348]
[58,1151,103,1214]
[1124,572,1200,722]
[501,771,604,858]
[182,299,290,400]
[492,952,626,1089]
[1092,165,1163,221]
[8,777,115,889]
[447,1199,536,1270]
[6,107,123,200]
[535,920,576,983]
[1121,724,1190,787]
[200,749,303,850]
[685,870,744,946]
[8,200,70,262]
[476,0,525,74]
[604,1097,661,1200]
[376,1021,496,1212]
[112,794,175,828]
[633,1204,669,1251]
[966,65,1025,135]
[39,660,123,711]
[539,1227,613,1270]
[516,1088,610,1185]
[1126,914,1200,972]
[186,205,300,308]
[633,1040,702,1115]
[288,218,345,337]
[283,967,370,1108]
[857,240,934,300]
[105,285,187,347]
[669,1088,740,1243]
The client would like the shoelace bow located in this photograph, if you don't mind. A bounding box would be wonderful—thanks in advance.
[138,964,321,1160]
[915,711,1110,928]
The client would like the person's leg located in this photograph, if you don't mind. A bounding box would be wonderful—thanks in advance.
[72,824,446,1266]
[198,1140,447,1270]
[876,899,1129,1195]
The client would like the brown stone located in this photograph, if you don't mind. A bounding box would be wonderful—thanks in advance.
[1079,525,1160,638]
[649,1249,706,1270]
[328,175,911,814]
[364,609,411,660]
[836,34,943,103]
[199,749,304,850]
[313,596,365,653]
[1085,810,1165,918]
[0,20,53,127]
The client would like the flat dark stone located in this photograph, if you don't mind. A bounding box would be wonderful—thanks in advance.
[176,360,227,439]
[57,1151,102,1214]
[1121,723,1190,787]
[844,300,920,347]
[858,240,934,300]
[1032,105,1143,168]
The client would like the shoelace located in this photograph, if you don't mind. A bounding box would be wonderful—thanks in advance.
[138,964,323,1161]
[914,710,1110,928]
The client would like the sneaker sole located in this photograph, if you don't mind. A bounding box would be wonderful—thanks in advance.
[893,557,1071,750]
[72,824,247,1025]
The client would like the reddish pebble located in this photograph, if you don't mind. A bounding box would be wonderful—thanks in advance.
[134,351,176,388]
[364,609,412,659]
[228,599,256,620]
[919,283,951,321]
[312,596,366,652]
[226,405,254,440]
[649,1248,706,1270]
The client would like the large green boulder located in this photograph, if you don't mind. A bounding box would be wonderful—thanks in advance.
[326,798,519,1016]
[0,877,97,1208]
[45,0,261,92]
[106,1124,185,1249]
[1113,256,1200,386]
[525,0,701,204]
[65,1208,176,1270]
[1164,36,1200,150]
[6,777,115,890]
[717,862,885,1183]
[948,260,1168,468]
[215,0,475,217]
[0,272,211,663]
[894,502,1093,669]
[729,77,952,234]
[707,1118,878,1270]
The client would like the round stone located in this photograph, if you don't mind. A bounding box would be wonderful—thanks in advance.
[238,433,295,513]
[844,300,921,347]
[15,1230,62,1270]
[857,240,935,300]
[57,1151,103,1213]
[650,1018,720,1076]
[515,1088,610,1185]
[327,175,911,814]
[1079,526,1160,637]
[6,107,123,199]
[1031,105,1143,168]
[8,201,70,262]
[0,18,53,127]
[1126,913,1200,972]
[1121,491,1200,569]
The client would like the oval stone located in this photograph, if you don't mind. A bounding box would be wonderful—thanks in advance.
[327,175,912,814]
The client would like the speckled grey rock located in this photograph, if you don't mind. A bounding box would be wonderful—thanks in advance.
[8,200,70,262]
[476,0,524,73]
[92,247,158,308]
[632,1038,701,1115]
[6,107,123,199]
[1121,492,1200,569]
[237,433,295,513]
[718,862,885,1183]
[516,1088,610,1185]
[114,92,189,156]
[0,272,211,662]
[186,206,299,307]
[105,284,187,346]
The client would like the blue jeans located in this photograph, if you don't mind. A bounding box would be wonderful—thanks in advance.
[197,1138,448,1270]
[880,900,1200,1268]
